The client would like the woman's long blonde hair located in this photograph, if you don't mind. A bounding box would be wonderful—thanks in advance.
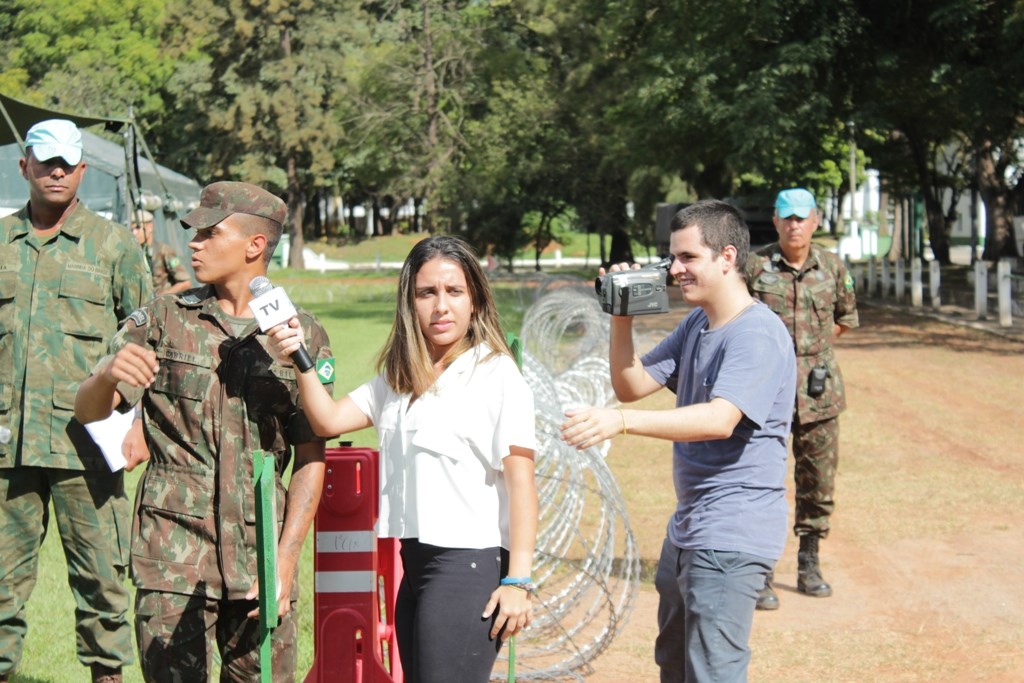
[377,235,512,397]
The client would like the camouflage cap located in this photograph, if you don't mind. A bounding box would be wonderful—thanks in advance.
[180,181,287,229]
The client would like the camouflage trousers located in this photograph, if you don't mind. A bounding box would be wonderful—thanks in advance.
[0,467,133,676]
[135,589,297,682]
[791,415,840,538]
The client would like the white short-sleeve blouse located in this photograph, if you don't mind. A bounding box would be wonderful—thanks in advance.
[348,344,537,549]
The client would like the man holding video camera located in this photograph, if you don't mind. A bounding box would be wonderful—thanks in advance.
[563,200,796,683]
[746,188,859,610]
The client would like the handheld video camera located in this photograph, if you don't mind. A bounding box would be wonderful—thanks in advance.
[594,256,673,316]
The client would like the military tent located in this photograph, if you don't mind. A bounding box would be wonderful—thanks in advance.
[0,92,200,277]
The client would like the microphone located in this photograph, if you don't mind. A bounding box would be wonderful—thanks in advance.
[248,276,315,373]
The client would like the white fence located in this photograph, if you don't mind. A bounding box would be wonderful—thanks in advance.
[848,257,1021,328]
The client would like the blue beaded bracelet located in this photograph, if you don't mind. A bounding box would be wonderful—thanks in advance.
[500,576,532,585]
[500,576,536,593]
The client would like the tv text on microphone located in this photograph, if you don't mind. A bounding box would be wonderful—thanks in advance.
[248,276,315,373]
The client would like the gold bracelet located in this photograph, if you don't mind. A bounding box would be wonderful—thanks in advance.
[618,408,627,436]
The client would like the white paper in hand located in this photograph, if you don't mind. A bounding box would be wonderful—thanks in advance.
[84,410,134,472]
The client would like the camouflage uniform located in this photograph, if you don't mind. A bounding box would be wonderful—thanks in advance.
[746,243,859,537]
[146,241,190,294]
[0,202,152,676]
[105,285,333,681]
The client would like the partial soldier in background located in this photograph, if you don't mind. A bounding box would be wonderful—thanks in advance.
[746,188,859,610]
[0,119,152,683]
[76,181,332,681]
[131,209,192,295]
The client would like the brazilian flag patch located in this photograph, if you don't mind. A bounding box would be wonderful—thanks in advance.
[316,358,336,384]
[844,273,855,291]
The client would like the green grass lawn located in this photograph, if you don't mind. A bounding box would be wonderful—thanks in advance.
[302,230,657,263]
[13,270,535,682]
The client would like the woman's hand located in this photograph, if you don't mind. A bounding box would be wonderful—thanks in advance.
[482,584,533,641]
[266,317,305,367]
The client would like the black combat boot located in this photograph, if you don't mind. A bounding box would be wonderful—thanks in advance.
[91,664,122,683]
[797,535,832,597]
[755,569,780,610]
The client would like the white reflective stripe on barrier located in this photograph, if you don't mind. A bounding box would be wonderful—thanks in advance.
[316,530,376,553]
[314,571,377,593]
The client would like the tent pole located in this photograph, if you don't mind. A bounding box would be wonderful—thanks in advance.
[132,123,178,217]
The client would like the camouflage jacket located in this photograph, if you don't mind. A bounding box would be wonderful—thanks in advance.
[746,243,859,424]
[107,285,334,599]
[0,201,153,469]
[147,241,190,294]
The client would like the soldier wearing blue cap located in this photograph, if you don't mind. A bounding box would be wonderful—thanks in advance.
[745,188,859,610]
[0,119,152,682]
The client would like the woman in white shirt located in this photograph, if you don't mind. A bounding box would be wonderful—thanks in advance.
[267,235,537,683]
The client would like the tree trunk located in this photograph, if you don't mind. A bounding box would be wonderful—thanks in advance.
[834,187,847,236]
[534,212,552,272]
[609,228,635,265]
[346,202,357,237]
[281,24,305,270]
[412,197,422,233]
[907,137,951,264]
[286,154,305,269]
[889,192,905,263]
[977,142,1023,260]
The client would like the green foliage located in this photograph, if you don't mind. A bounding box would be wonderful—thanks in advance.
[155,0,354,188]
[0,0,172,118]
[1,0,1018,262]
[848,0,1024,260]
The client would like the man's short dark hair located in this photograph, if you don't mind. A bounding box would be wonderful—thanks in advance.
[235,214,282,266]
[670,200,750,272]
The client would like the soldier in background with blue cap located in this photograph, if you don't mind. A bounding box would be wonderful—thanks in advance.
[746,188,859,610]
[0,119,152,682]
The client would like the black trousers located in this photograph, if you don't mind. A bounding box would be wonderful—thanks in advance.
[396,539,509,683]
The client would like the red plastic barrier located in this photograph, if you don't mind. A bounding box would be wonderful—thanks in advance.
[304,447,403,683]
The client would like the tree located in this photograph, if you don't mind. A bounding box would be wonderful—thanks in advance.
[0,0,171,120]
[342,0,482,236]
[156,0,355,268]
[607,0,861,202]
[851,0,1024,262]
[954,0,1024,259]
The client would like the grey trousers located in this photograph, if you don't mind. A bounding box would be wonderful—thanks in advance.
[654,538,772,683]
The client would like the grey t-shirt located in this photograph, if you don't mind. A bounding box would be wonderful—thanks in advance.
[641,301,796,560]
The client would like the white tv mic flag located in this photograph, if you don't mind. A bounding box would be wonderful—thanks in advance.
[248,276,314,372]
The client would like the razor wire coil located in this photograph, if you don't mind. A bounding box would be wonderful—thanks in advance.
[491,285,641,681]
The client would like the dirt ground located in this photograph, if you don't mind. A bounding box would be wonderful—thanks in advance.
[581,303,1024,683]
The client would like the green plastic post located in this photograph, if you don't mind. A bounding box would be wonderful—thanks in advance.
[505,332,523,370]
[508,635,516,683]
[253,449,278,683]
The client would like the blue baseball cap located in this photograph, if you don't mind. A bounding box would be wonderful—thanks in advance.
[775,188,816,219]
[24,119,83,166]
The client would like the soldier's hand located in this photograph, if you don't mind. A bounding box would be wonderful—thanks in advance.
[245,573,292,620]
[122,415,150,472]
[102,343,158,388]
[266,317,305,366]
